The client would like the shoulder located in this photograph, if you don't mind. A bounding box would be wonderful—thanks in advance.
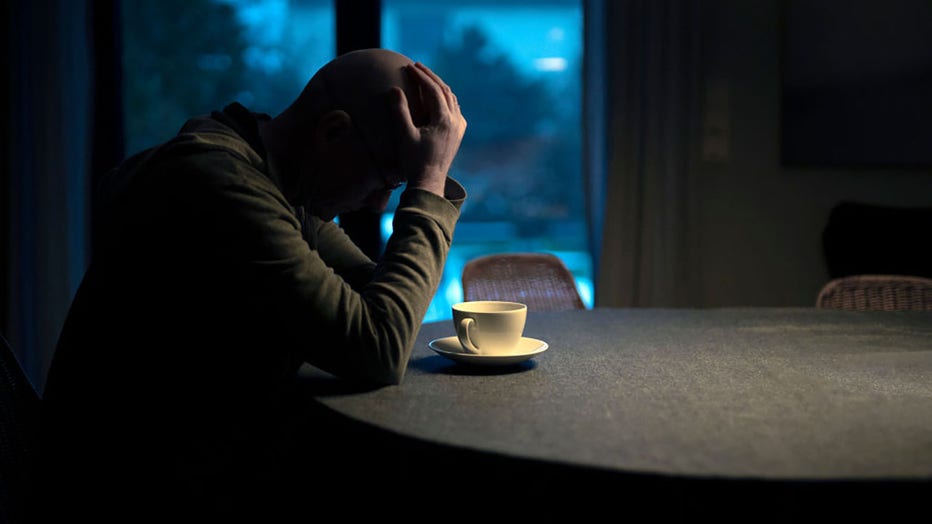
[130,127,280,199]
[101,138,291,238]
[157,121,261,177]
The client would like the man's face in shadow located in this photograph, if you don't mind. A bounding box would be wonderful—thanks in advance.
[305,61,428,221]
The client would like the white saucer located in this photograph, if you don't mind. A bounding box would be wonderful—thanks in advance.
[427,336,548,366]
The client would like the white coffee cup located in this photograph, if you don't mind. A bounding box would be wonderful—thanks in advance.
[452,301,527,355]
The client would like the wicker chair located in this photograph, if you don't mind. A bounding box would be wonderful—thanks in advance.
[815,274,932,311]
[461,253,584,312]
[0,333,40,524]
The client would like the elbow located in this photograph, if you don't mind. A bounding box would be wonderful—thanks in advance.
[348,301,416,386]
[353,338,407,386]
[364,315,412,386]
[378,368,405,386]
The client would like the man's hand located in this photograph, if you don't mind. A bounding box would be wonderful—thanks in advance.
[391,62,467,197]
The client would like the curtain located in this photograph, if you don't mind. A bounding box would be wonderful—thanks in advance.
[583,0,608,288]
[6,0,93,392]
[594,0,702,307]
[2,1,12,340]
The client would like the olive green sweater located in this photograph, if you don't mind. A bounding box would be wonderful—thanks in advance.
[39,103,465,517]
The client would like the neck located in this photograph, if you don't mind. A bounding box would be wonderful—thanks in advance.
[258,113,306,205]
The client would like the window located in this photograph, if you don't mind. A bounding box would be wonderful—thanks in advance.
[382,0,591,321]
[122,0,591,322]
[122,0,335,154]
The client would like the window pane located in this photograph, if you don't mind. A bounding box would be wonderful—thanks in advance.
[382,0,591,321]
[122,0,335,155]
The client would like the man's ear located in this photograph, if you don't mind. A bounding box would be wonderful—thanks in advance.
[314,109,353,147]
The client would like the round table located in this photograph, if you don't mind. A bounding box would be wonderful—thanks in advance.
[297,308,932,519]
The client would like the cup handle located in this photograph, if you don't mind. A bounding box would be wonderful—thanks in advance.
[458,318,481,354]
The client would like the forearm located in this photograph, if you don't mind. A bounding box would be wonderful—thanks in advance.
[298,182,464,384]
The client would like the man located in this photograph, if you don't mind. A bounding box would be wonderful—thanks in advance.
[38,49,466,519]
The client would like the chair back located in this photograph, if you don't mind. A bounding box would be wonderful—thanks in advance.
[816,274,932,311]
[0,333,39,524]
[822,202,932,279]
[462,253,584,312]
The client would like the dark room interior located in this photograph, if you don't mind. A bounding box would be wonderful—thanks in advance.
[2,0,930,522]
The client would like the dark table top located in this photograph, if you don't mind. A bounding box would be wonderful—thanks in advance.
[299,308,932,481]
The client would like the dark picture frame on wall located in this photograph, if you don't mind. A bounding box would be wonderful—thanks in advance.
[781,0,932,168]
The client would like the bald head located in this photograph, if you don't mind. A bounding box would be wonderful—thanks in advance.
[259,48,449,216]
[290,49,424,139]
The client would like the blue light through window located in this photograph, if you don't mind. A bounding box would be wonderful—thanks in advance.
[122,0,335,154]
[382,0,591,321]
[122,0,590,323]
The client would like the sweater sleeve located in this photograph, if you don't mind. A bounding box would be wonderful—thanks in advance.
[201,162,465,385]
[313,219,377,291]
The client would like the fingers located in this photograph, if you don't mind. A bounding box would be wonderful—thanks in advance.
[405,64,447,123]
[407,62,463,124]
[414,62,457,112]
[420,64,464,128]
[391,64,466,195]
[389,86,417,138]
